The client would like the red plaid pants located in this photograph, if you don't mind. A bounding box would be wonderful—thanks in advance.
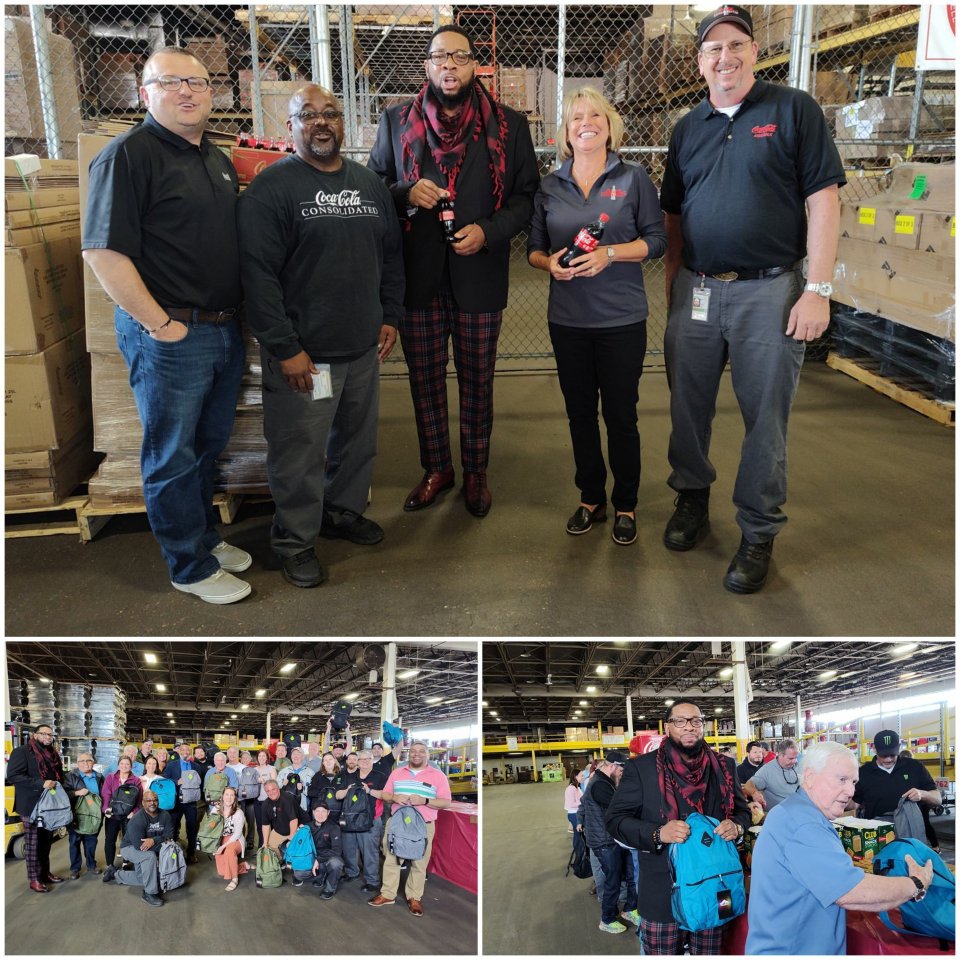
[639,918,724,955]
[400,289,503,474]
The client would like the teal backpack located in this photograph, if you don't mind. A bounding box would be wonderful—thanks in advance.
[873,838,955,947]
[669,812,746,932]
[284,824,317,872]
[152,778,176,811]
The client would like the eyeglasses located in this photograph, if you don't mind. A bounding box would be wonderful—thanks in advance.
[427,50,474,66]
[290,109,344,124]
[700,39,753,59]
[78,759,95,763]
[669,716,706,729]
[35,731,54,738]
[144,75,211,92]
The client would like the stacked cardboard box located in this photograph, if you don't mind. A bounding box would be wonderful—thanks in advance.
[5,16,83,158]
[78,134,269,507]
[5,155,99,507]
[835,95,949,161]
[749,5,794,56]
[238,66,280,110]
[833,162,955,342]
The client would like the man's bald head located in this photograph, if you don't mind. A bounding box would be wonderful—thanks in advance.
[288,84,340,117]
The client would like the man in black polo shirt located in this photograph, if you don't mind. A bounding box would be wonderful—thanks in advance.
[850,730,941,842]
[260,779,301,852]
[237,84,403,589]
[736,740,766,785]
[660,6,845,594]
[82,47,250,605]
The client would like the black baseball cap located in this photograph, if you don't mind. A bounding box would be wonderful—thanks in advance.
[605,750,628,766]
[698,5,754,45]
[874,730,900,756]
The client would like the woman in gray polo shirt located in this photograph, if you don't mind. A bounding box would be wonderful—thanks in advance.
[528,87,666,545]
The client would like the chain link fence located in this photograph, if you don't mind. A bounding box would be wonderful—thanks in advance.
[6,3,954,373]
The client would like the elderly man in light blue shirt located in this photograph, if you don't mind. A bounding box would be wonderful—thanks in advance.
[746,741,933,954]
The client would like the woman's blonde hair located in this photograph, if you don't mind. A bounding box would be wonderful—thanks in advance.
[558,85,624,162]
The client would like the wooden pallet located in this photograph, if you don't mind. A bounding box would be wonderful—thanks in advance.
[77,492,243,542]
[4,495,91,540]
[827,352,956,426]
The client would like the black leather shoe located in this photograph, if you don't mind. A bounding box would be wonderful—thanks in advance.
[280,548,328,589]
[141,892,164,907]
[102,866,117,884]
[612,514,637,545]
[404,469,455,511]
[320,514,384,545]
[566,504,607,535]
[663,492,710,551]
[723,537,774,594]
[463,472,492,517]
[361,882,379,893]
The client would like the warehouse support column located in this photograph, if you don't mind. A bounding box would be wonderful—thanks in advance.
[381,643,397,727]
[531,749,537,782]
[248,5,264,140]
[626,695,634,741]
[796,695,802,750]
[29,6,61,160]
[266,711,271,743]
[731,641,750,759]
[554,4,566,151]
[312,6,334,91]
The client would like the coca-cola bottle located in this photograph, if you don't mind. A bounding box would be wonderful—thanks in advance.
[438,196,457,243]
[559,212,610,267]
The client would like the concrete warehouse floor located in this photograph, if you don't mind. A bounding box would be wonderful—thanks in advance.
[4,364,954,637]
[481,781,956,955]
[4,835,477,955]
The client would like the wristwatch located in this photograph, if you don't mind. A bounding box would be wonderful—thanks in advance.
[735,822,745,839]
[908,876,927,902]
[804,280,833,298]
[606,246,616,262]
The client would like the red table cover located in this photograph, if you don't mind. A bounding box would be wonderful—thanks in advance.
[723,906,953,955]
[426,802,477,894]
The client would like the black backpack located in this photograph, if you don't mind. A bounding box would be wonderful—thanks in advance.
[566,828,592,879]
[109,782,139,819]
[282,772,303,798]
[282,732,301,753]
[339,783,375,833]
[330,700,353,731]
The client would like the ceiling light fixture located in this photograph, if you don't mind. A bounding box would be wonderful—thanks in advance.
[890,642,918,656]
[156,683,166,692]
[166,712,173,718]
[144,653,158,664]
[818,670,837,680]
[579,700,588,706]
[280,663,297,674]
[398,669,420,680]
[664,698,675,706]
[719,667,733,678]
[596,665,610,675]
[586,685,597,693]
[255,689,267,697]
[770,640,791,653]
[241,704,249,710]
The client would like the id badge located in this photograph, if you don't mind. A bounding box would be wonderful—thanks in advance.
[311,364,333,400]
[691,284,711,322]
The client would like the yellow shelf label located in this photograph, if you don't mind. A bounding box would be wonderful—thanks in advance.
[951,217,956,238]
[895,214,916,235]
[858,207,876,226]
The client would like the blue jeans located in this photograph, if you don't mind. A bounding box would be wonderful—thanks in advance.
[67,827,99,872]
[115,308,245,584]
[596,842,637,924]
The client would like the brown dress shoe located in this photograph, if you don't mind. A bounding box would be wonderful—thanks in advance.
[368,893,396,907]
[408,898,424,917]
[29,881,48,893]
[403,469,455,511]
[43,874,66,884]
[463,472,491,517]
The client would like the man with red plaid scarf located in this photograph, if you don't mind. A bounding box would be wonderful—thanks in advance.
[606,699,752,954]
[6,723,67,893]
[369,26,539,518]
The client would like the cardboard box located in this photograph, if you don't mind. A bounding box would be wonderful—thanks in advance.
[833,817,895,863]
[238,67,280,109]
[919,212,956,254]
[230,145,289,185]
[95,52,140,110]
[258,81,305,140]
[4,156,78,179]
[210,75,234,111]
[184,36,230,76]
[5,329,91,452]
[5,17,82,142]
[6,187,80,211]
[5,235,84,355]
[4,429,100,507]
[6,204,81,228]
[5,219,81,247]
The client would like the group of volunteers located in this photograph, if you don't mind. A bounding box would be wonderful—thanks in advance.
[81,3,842,604]
[564,700,946,954]
[6,720,452,915]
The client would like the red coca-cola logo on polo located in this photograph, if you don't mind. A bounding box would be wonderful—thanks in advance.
[600,186,627,200]
[752,124,777,138]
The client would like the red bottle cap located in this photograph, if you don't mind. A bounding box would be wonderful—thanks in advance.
[599,213,610,222]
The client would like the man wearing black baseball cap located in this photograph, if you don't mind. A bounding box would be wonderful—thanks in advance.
[660,4,845,594]
[849,730,941,847]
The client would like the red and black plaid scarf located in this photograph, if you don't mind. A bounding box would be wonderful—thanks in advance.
[656,737,735,822]
[399,78,508,208]
[29,737,63,783]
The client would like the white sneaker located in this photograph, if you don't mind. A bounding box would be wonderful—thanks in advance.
[211,540,253,573]
[598,920,627,934]
[172,568,252,604]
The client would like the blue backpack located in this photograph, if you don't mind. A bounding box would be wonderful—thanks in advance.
[873,838,955,946]
[669,812,746,932]
[382,721,404,747]
[284,825,317,873]
[152,778,177,811]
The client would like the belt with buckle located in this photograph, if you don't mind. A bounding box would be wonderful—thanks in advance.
[697,263,799,282]
[165,307,238,325]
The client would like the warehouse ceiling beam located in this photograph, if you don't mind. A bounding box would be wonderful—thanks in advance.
[120,640,155,695]
[193,641,214,710]
[575,642,601,690]
[230,641,310,704]
[481,685,788,699]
